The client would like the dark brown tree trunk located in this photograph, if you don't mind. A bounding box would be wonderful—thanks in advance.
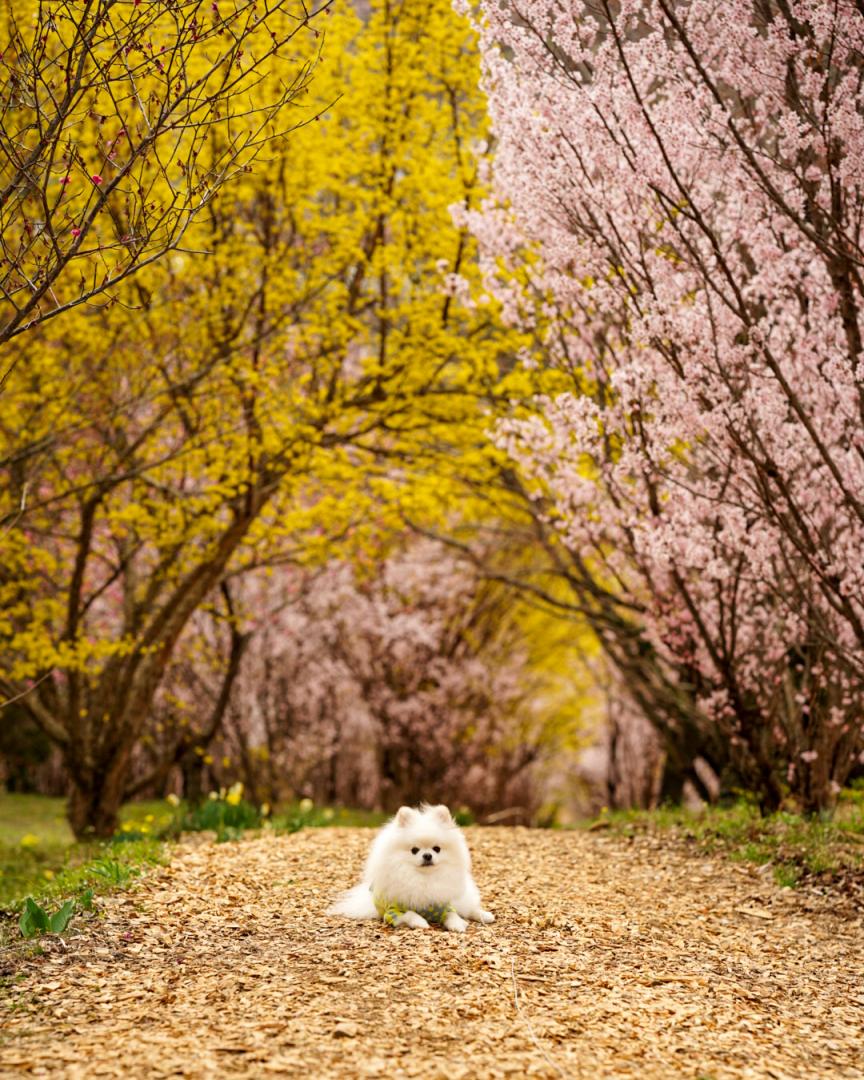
[181,749,206,803]
[67,750,131,839]
[55,506,265,836]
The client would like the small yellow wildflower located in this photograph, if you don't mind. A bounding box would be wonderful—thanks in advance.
[225,781,244,807]
[298,798,314,814]
[260,802,271,817]
[145,814,155,823]
[20,833,40,848]
[166,793,180,807]
[43,869,55,880]
[322,808,335,822]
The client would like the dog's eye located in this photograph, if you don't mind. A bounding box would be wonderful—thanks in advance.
[411,847,419,855]
[433,846,440,853]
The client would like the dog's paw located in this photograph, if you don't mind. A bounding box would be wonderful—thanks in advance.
[445,912,468,933]
[478,910,495,924]
[400,910,430,930]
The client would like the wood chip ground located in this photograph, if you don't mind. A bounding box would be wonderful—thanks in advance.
[1,828,862,1078]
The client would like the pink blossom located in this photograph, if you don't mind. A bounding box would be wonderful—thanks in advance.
[467,0,864,811]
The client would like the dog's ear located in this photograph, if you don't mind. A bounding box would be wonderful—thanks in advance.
[429,804,453,826]
[395,806,416,827]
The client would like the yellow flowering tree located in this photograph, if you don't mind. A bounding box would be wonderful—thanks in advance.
[0,0,532,837]
[0,0,329,351]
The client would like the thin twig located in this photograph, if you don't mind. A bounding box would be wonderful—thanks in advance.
[0,669,53,711]
[0,480,27,539]
[510,958,570,1079]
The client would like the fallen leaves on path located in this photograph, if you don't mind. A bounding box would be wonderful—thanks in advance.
[1,828,862,1079]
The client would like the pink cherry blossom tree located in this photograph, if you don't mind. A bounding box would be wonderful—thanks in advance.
[465,0,864,810]
[148,539,567,820]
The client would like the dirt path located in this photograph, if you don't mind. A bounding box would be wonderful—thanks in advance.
[1,828,862,1079]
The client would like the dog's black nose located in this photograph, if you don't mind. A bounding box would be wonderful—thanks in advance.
[422,852,433,863]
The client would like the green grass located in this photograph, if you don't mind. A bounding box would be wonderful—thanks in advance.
[0,793,168,912]
[268,802,388,832]
[0,793,72,848]
[0,835,164,955]
[0,791,171,958]
[587,790,864,889]
[0,791,386,912]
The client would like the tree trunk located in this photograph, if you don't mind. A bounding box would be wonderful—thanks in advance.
[181,748,206,803]
[67,752,131,839]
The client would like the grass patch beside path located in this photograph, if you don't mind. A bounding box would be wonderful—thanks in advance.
[0,792,385,915]
[587,789,864,893]
[0,794,72,848]
[0,792,167,961]
[0,793,170,909]
[269,803,388,832]
[0,834,166,959]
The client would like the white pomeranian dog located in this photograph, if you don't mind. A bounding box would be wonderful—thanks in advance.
[327,803,494,932]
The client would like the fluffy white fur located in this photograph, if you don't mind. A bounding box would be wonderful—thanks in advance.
[327,803,494,932]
